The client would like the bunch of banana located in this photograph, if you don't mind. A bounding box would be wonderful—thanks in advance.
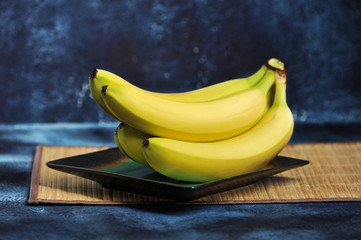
[143,69,293,182]
[93,64,280,142]
[90,58,293,182]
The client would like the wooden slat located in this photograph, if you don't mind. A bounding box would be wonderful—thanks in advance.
[28,142,361,205]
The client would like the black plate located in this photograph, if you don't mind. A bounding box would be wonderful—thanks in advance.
[46,147,309,201]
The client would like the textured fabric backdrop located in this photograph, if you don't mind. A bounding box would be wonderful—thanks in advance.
[0,0,360,124]
[1,2,361,239]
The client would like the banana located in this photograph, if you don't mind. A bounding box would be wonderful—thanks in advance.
[100,66,278,142]
[114,124,127,155]
[89,63,269,119]
[90,70,119,120]
[142,68,294,182]
[115,122,153,168]
[89,63,268,108]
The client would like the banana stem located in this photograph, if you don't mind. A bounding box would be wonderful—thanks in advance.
[266,58,285,71]
[257,60,287,95]
[255,69,276,95]
[275,69,287,84]
[273,69,288,107]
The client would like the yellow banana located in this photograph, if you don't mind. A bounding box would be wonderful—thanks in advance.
[101,67,276,142]
[143,68,294,182]
[114,124,127,155]
[115,122,152,168]
[90,70,119,120]
[89,63,268,110]
[89,63,270,119]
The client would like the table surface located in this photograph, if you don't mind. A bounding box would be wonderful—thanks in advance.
[1,122,361,240]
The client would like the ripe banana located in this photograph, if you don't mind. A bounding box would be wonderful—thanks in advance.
[143,68,294,182]
[114,124,127,155]
[89,63,268,108]
[89,63,271,119]
[101,67,277,142]
[115,122,152,168]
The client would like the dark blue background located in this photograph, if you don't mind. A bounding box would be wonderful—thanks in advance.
[1,2,361,239]
[1,0,360,124]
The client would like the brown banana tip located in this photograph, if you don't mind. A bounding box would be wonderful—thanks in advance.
[275,69,287,84]
[142,139,150,149]
[115,122,123,131]
[101,85,108,96]
[266,58,285,71]
[119,122,126,128]
[89,69,98,81]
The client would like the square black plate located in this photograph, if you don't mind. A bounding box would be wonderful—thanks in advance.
[46,147,309,201]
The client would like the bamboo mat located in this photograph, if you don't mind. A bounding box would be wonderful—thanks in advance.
[28,142,361,205]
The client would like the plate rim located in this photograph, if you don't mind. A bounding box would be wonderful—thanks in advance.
[46,147,310,191]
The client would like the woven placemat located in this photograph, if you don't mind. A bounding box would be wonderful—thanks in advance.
[28,142,361,205]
